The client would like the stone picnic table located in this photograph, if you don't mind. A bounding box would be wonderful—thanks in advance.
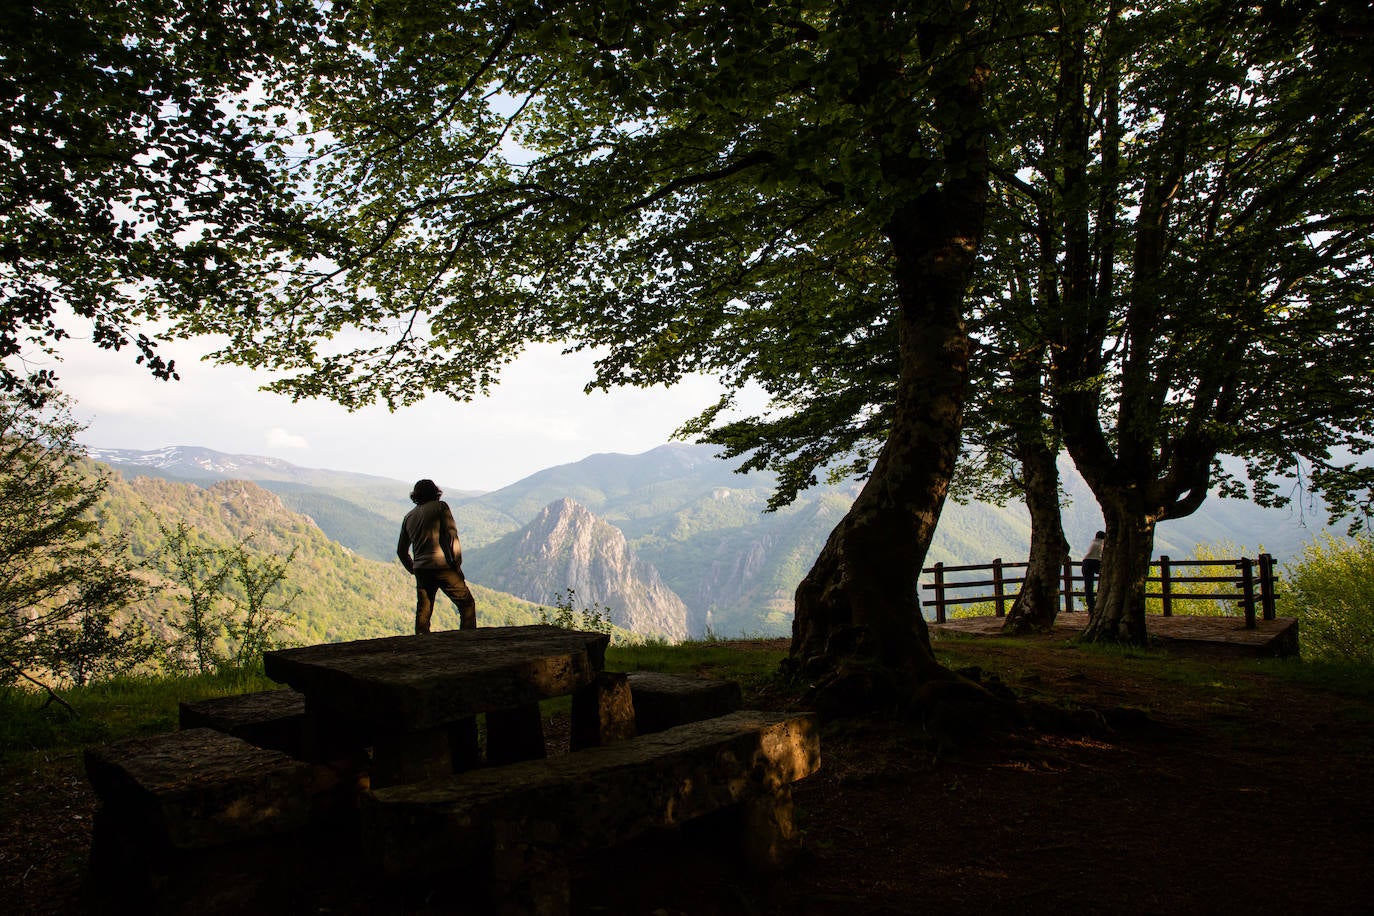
[85,625,818,914]
[262,624,611,786]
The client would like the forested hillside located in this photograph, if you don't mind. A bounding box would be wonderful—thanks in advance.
[454,447,860,635]
[92,471,552,647]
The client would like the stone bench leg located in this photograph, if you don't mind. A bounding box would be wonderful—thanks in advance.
[682,785,800,872]
[740,786,800,869]
[490,842,571,916]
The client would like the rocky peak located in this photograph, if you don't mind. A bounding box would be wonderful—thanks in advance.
[466,498,692,640]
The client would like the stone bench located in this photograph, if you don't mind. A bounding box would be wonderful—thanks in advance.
[85,727,320,849]
[363,709,819,914]
[626,671,743,733]
[178,688,308,757]
[171,671,741,772]
[83,727,344,912]
[178,687,376,785]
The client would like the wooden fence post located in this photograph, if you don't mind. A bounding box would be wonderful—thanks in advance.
[1259,553,1277,621]
[1062,560,1074,614]
[1239,557,1256,629]
[933,562,947,624]
[993,558,1006,617]
[1159,555,1173,617]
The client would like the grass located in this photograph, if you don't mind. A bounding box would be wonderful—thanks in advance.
[7,631,1372,761]
[0,665,278,759]
[608,638,786,684]
[1251,656,1374,696]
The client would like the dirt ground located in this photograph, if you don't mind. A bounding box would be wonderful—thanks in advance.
[3,635,1372,915]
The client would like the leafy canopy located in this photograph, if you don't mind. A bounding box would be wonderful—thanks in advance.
[980,0,1374,528]
[0,0,319,403]
[177,0,1012,498]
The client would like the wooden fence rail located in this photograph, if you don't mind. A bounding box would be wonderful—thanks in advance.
[922,554,1279,629]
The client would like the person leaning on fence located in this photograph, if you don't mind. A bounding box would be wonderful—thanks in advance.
[397,478,477,634]
[1081,530,1106,612]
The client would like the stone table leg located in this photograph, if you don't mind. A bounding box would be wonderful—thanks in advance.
[369,726,453,788]
[570,672,636,749]
[486,703,546,765]
[449,716,480,772]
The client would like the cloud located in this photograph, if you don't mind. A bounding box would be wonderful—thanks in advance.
[266,427,309,449]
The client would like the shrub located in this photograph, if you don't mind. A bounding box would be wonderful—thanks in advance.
[538,588,616,637]
[1284,535,1374,665]
[947,601,1000,620]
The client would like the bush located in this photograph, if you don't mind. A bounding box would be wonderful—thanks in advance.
[1284,535,1374,665]
[538,588,615,635]
[947,601,1001,620]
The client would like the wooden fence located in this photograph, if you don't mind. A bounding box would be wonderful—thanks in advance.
[922,554,1280,628]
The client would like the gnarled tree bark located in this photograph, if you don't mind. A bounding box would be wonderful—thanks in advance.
[1003,426,1067,634]
[790,165,984,707]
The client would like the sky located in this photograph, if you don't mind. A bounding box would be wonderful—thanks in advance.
[49,332,737,492]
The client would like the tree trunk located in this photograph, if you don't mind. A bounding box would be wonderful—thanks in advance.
[788,15,987,711]
[1003,433,1066,634]
[789,200,979,704]
[1080,503,1156,645]
[790,298,967,686]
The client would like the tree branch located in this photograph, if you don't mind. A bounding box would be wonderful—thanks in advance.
[1,657,77,716]
[620,149,777,215]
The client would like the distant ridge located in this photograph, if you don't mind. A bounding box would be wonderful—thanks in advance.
[88,445,430,489]
[90,446,468,562]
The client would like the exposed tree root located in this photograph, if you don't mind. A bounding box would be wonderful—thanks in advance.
[789,644,1185,758]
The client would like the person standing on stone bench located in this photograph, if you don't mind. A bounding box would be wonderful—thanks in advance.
[397,478,477,633]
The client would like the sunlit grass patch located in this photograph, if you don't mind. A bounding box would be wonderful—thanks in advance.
[608,639,786,685]
[0,664,281,758]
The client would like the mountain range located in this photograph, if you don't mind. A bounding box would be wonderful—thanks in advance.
[89,443,1333,639]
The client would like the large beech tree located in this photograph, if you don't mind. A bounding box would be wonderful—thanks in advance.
[960,182,1079,635]
[995,0,1374,643]
[690,0,1374,644]
[181,0,1018,700]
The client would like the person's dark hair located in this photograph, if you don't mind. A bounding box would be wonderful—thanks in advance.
[1095,530,1106,539]
[410,479,442,504]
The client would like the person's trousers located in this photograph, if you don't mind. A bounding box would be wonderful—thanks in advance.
[413,567,477,633]
[1081,558,1101,611]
